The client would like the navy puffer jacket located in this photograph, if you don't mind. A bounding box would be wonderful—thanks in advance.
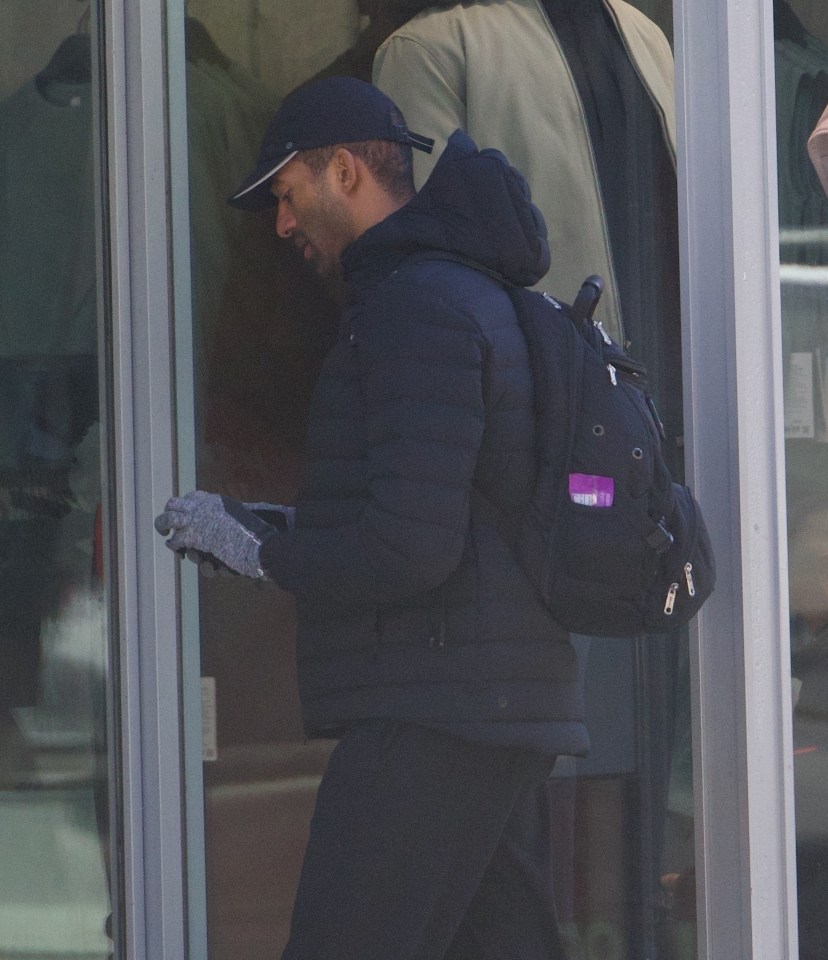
[261,132,587,751]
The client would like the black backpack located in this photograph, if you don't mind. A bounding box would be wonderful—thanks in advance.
[484,274,715,637]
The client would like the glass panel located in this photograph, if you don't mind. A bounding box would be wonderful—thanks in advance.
[176,1,694,957]
[0,2,120,959]
[180,3,351,955]
[775,2,828,958]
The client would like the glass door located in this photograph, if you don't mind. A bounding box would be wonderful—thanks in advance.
[169,1,698,957]
[775,2,828,957]
[0,1,121,957]
[174,2,352,954]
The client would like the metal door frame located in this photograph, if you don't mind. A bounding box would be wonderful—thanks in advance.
[104,0,801,955]
[673,0,799,956]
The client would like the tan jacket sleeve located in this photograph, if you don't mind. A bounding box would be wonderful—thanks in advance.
[373,34,466,189]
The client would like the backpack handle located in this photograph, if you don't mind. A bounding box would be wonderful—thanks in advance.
[570,275,604,329]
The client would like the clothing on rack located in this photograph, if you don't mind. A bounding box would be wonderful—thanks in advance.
[775,13,828,448]
[185,20,340,471]
[0,38,97,706]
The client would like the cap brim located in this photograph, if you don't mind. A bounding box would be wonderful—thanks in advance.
[228,150,299,211]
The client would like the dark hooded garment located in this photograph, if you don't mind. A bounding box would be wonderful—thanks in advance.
[260,132,589,756]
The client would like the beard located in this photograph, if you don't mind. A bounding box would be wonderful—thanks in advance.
[302,181,355,282]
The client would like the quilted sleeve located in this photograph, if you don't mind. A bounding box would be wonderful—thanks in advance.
[260,279,487,605]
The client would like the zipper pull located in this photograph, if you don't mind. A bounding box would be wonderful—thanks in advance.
[607,363,618,386]
[542,291,564,311]
[595,320,612,345]
[664,582,679,615]
[684,562,696,597]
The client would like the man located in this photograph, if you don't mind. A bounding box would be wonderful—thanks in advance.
[156,76,585,959]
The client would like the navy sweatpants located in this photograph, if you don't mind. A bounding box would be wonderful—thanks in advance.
[281,721,565,960]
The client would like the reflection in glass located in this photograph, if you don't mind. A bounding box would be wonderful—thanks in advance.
[0,3,114,957]
[775,1,828,958]
[182,4,350,955]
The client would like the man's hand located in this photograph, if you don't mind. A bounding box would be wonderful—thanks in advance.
[154,490,276,579]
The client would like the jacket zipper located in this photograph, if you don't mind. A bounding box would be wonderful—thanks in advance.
[429,586,447,649]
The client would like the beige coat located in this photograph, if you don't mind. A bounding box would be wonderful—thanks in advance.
[374,0,676,342]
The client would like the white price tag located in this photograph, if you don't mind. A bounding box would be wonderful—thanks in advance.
[785,352,815,439]
[201,676,218,762]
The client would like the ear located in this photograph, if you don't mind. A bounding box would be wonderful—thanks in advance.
[328,147,360,195]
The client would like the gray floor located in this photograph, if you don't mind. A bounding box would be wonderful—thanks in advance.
[0,787,110,958]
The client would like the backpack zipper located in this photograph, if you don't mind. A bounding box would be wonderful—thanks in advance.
[684,562,696,597]
[663,496,702,615]
[663,563,696,616]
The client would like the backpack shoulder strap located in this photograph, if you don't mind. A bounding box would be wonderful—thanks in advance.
[400,249,507,284]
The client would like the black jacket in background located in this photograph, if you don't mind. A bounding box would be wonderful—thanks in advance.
[261,132,588,754]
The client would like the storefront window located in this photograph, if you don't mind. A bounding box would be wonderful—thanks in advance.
[175,1,696,957]
[178,3,348,954]
[776,2,828,958]
[0,1,120,957]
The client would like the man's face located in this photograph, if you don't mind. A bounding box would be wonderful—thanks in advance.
[271,156,355,280]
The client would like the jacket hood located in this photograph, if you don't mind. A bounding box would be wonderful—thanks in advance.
[342,130,551,289]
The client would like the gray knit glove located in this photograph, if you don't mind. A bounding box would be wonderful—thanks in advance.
[154,490,276,579]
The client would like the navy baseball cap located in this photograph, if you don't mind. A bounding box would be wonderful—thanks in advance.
[229,76,435,211]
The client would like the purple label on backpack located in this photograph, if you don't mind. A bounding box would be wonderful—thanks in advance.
[569,473,614,507]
